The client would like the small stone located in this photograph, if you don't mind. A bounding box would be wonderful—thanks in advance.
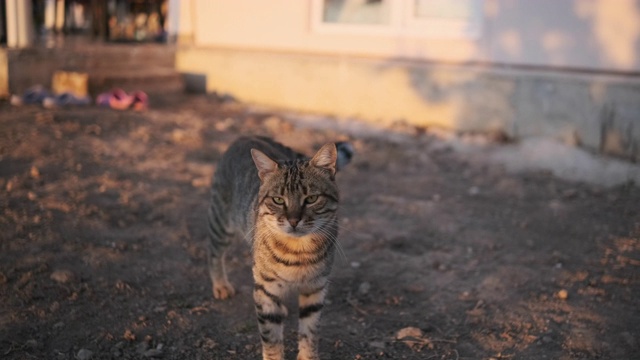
[53,321,64,329]
[25,339,39,349]
[171,129,187,143]
[50,270,75,284]
[76,348,93,360]
[50,301,61,312]
[561,189,578,199]
[123,329,136,341]
[369,341,385,349]
[621,331,636,348]
[30,166,40,179]
[199,337,217,350]
[557,289,569,300]
[468,186,480,196]
[358,282,371,295]
[459,291,472,300]
[191,177,210,188]
[214,118,235,131]
[262,116,284,133]
[542,336,553,343]
[144,348,163,358]
[137,341,150,353]
[396,327,428,351]
[350,261,361,268]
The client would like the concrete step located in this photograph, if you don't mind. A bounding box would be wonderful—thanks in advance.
[7,42,183,95]
[89,67,184,95]
[70,44,177,70]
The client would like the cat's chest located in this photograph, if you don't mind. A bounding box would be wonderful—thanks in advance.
[272,263,324,284]
[254,235,332,284]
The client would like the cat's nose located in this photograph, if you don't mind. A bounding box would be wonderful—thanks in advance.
[288,218,300,229]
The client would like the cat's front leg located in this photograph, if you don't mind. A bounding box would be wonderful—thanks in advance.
[297,282,328,360]
[206,201,235,300]
[253,271,288,360]
[207,247,235,299]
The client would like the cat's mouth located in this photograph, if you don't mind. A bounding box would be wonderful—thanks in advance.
[284,225,310,237]
[286,228,304,236]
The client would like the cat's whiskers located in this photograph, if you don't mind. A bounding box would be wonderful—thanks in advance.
[332,220,361,237]
[328,221,353,262]
[241,224,258,243]
[314,225,347,263]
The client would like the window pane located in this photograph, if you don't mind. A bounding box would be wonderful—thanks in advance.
[322,0,391,25]
[414,0,477,20]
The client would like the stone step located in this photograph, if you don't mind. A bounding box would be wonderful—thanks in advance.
[67,44,177,70]
[7,43,182,95]
[9,44,176,70]
[89,67,184,95]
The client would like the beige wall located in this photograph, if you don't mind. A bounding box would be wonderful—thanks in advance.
[187,0,640,73]
[178,48,483,130]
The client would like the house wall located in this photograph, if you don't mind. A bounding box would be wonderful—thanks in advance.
[176,0,640,160]
[189,0,640,72]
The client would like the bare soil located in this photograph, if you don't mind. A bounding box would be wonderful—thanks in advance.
[1,94,638,360]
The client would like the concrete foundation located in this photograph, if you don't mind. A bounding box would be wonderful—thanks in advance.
[177,46,640,161]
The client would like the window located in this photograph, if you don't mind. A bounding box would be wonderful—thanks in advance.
[406,0,483,38]
[312,0,483,38]
[322,0,392,25]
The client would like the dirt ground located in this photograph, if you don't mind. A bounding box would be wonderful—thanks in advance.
[1,94,639,360]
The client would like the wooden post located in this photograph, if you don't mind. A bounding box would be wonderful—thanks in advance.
[6,0,34,48]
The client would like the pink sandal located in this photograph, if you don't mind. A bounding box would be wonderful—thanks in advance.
[131,91,148,111]
[96,88,134,110]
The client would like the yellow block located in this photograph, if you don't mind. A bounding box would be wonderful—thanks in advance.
[52,71,89,97]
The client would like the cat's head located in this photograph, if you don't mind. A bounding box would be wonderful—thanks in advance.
[251,144,339,237]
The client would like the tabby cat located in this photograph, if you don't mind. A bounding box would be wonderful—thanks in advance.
[206,136,353,360]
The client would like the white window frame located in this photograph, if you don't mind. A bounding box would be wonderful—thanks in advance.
[311,0,483,39]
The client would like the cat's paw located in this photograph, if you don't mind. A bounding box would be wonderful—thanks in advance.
[297,353,319,360]
[213,280,236,300]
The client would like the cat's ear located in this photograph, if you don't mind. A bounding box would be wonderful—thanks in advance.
[310,143,337,177]
[251,149,278,181]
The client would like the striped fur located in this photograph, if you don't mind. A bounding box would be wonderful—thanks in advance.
[206,136,350,360]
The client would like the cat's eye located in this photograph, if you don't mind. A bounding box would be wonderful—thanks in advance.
[304,195,319,204]
[272,197,285,205]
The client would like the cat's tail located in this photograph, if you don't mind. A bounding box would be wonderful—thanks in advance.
[335,141,355,172]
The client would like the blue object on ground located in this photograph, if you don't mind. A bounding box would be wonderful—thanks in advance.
[10,85,51,106]
[43,93,92,108]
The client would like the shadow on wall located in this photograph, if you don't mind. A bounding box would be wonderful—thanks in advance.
[374,0,640,161]
[488,0,640,72]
